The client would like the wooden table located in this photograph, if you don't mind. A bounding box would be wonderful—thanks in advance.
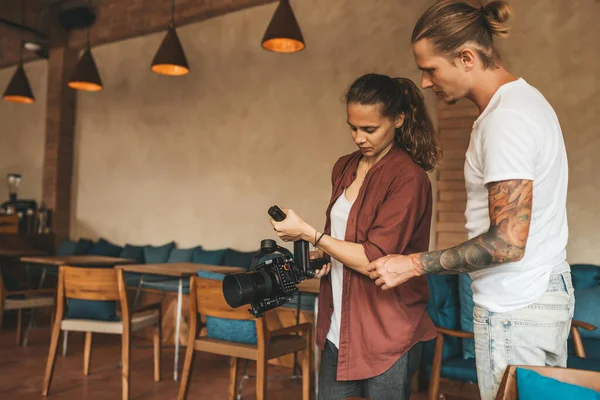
[116,262,246,381]
[297,278,320,294]
[0,249,49,257]
[21,255,137,267]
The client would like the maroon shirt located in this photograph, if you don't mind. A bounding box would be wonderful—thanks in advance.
[316,145,437,381]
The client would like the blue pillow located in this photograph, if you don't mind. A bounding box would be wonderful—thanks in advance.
[144,242,176,264]
[89,238,123,257]
[571,264,600,290]
[75,238,94,255]
[193,248,226,266]
[516,367,600,400]
[67,298,118,321]
[574,286,600,339]
[120,244,146,263]
[56,240,78,256]
[222,248,258,271]
[168,246,200,263]
[196,270,257,345]
[458,274,475,359]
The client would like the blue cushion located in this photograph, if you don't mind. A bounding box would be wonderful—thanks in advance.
[75,238,94,255]
[67,298,118,321]
[571,264,600,290]
[222,249,258,271]
[56,240,78,256]
[574,286,600,339]
[425,275,462,361]
[120,244,146,263]
[567,356,600,372]
[458,274,475,359]
[197,270,257,345]
[167,247,200,263]
[144,242,176,264]
[581,338,600,359]
[516,367,600,400]
[89,238,123,257]
[193,248,226,266]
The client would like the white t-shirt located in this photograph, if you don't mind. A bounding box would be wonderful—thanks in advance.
[326,190,354,348]
[464,78,569,313]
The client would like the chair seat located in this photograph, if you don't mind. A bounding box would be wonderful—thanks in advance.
[194,334,307,361]
[61,310,159,334]
[4,296,54,310]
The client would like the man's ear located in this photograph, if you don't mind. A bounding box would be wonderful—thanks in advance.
[459,47,477,71]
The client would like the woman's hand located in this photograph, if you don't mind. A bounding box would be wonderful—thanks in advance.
[311,250,331,279]
[269,208,316,243]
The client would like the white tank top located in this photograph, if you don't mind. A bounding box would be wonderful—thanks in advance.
[326,189,354,348]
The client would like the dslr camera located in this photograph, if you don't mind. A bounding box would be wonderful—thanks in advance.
[222,206,328,318]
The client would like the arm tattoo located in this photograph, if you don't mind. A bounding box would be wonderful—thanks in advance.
[413,179,533,275]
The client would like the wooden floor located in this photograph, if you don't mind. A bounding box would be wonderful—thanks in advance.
[0,319,434,399]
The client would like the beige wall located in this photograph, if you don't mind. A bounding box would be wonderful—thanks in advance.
[0,60,47,205]
[69,0,436,251]
[500,0,600,263]
[2,0,597,263]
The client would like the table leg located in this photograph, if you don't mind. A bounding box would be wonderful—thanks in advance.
[23,266,47,346]
[174,278,183,381]
[132,274,145,310]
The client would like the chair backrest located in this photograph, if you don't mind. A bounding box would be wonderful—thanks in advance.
[191,276,255,321]
[61,265,123,301]
[496,365,600,400]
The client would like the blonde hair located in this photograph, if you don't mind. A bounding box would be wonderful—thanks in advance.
[411,0,512,69]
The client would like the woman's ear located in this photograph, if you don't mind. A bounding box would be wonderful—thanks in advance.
[395,112,405,129]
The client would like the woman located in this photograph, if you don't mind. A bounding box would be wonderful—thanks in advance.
[270,73,441,400]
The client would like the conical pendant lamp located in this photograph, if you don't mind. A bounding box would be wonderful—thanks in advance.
[69,1,102,91]
[3,1,35,104]
[3,62,35,104]
[151,0,189,76]
[69,46,103,91]
[261,0,305,53]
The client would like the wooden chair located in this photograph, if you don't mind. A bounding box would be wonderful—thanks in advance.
[42,266,162,400]
[0,267,55,345]
[496,365,600,399]
[177,276,313,400]
[428,320,596,400]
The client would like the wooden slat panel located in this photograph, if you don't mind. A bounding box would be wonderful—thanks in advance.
[439,107,480,119]
[439,170,465,181]
[438,117,476,129]
[438,212,466,223]
[437,232,468,246]
[436,222,467,233]
[438,157,465,171]
[439,128,472,140]
[438,201,467,212]
[438,181,466,191]
[439,191,467,202]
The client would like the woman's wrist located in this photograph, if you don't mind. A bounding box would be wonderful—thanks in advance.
[302,224,318,244]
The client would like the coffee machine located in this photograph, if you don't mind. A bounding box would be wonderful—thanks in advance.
[0,173,45,233]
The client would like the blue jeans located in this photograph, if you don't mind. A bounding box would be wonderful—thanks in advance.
[473,272,575,400]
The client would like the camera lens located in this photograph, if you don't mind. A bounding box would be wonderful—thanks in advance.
[222,270,275,308]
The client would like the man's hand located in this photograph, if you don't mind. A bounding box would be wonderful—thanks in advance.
[366,254,420,290]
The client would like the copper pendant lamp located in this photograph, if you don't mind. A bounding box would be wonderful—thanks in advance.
[3,1,35,104]
[261,0,305,53]
[151,0,189,76]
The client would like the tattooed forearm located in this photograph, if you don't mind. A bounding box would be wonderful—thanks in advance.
[412,179,533,275]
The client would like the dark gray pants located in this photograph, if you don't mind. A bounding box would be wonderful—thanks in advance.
[318,340,422,400]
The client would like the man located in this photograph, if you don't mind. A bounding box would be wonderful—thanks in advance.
[366,1,573,399]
